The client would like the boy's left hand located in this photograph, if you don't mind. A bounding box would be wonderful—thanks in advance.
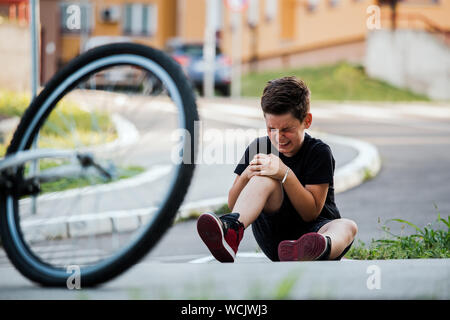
[249,153,289,181]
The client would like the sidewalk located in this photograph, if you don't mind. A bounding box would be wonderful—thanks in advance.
[0,259,448,299]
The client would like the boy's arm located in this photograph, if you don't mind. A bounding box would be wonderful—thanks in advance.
[282,171,328,222]
[251,153,329,222]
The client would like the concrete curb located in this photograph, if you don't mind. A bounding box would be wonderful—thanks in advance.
[312,130,381,194]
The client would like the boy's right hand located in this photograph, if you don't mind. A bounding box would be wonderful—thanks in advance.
[242,163,260,181]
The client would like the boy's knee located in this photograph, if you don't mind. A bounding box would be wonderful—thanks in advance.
[343,219,358,237]
[249,175,280,189]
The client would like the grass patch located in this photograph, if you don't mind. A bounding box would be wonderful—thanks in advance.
[0,90,117,157]
[21,160,144,194]
[242,62,430,101]
[37,164,145,194]
[346,211,450,260]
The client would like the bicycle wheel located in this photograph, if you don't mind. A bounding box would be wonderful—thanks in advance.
[0,43,198,287]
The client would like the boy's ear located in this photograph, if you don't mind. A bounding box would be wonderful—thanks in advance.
[304,113,312,128]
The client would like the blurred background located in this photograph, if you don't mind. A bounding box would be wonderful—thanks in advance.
[0,1,449,296]
[0,0,448,100]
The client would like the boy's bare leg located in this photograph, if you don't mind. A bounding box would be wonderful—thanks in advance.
[317,219,358,259]
[231,176,283,228]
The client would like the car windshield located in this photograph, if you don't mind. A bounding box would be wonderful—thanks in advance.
[179,44,222,57]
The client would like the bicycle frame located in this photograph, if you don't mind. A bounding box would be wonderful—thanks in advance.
[0,148,112,188]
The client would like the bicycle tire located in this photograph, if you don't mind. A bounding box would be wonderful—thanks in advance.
[0,43,198,287]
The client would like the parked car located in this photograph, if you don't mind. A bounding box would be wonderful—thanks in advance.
[166,41,231,96]
[82,36,162,94]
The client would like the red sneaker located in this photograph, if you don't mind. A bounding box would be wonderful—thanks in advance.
[197,212,245,263]
[278,232,330,261]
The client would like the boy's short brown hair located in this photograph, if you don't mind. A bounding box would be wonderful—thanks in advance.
[261,76,310,123]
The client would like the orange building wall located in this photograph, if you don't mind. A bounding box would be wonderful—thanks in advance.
[176,0,206,42]
[223,0,371,63]
[60,0,176,63]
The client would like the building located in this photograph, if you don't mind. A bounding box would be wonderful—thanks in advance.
[39,0,178,83]
[220,0,450,71]
[1,0,449,85]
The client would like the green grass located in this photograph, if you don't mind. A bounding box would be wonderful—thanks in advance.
[19,159,145,195]
[242,62,430,101]
[38,164,145,194]
[346,211,450,260]
[0,90,117,157]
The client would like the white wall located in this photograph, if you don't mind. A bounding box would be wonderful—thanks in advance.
[365,30,450,100]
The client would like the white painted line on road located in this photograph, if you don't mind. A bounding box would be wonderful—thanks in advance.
[189,255,216,264]
[188,252,268,264]
[236,252,268,259]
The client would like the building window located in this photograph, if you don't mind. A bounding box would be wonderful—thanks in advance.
[123,3,157,36]
[60,2,94,34]
[265,0,277,21]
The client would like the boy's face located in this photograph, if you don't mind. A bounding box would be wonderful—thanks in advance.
[264,112,312,157]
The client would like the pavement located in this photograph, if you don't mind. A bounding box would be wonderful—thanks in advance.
[0,258,448,299]
[1,98,449,300]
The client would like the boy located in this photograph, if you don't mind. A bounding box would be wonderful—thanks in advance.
[197,76,357,262]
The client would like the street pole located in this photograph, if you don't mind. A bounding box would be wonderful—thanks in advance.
[231,11,242,98]
[30,0,40,215]
[30,0,39,97]
[203,0,217,98]
[80,0,89,53]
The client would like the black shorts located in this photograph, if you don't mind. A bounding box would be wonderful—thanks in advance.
[251,212,353,262]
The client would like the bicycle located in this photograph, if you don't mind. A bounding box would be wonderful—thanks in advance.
[0,43,199,287]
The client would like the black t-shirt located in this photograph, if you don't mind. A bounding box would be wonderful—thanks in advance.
[234,132,341,260]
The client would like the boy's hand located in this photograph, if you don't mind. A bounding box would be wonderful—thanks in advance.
[242,161,261,181]
[249,153,289,181]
